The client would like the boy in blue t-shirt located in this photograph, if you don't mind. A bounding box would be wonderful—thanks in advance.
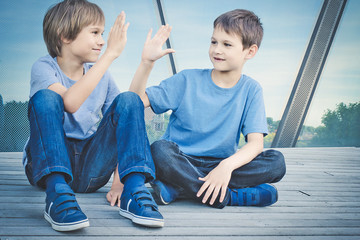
[130,9,286,209]
[24,0,173,231]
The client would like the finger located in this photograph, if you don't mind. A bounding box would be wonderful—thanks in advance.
[122,22,130,32]
[210,186,221,205]
[196,180,209,197]
[158,25,172,42]
[118,11,126,27]
[202,185,215,203]
[112,12,123,29]
[106,192,111,203]
[158,49,175,58]
[111,194,117,206]
[198,176,208,181]
[219,186,227,203]
[117,195,121,207]
[145,28,153,42]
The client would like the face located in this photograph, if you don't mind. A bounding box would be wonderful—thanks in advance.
[62,23,105,63]
[209,27,251,73]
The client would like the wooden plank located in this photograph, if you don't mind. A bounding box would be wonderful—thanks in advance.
[0,148,360,239]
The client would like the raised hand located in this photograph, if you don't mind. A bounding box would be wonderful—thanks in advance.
[141,24,175,64]
[105,11,130,60]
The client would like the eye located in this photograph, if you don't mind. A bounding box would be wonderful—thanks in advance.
[224,43,232,47]
[92,31,98,35]
[211,40,217,45]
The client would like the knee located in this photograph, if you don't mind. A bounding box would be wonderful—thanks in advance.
[267,149,286,181]
[113,91,143,112]
[29,89,64,115]
[151,140,177,166]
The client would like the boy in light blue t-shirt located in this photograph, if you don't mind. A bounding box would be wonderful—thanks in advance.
[130,9,286,209]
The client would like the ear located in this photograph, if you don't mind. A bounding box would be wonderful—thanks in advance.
[245,44,258,60]
[60,35,71,44]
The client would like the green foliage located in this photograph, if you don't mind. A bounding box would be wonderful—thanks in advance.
[310,102,360,147]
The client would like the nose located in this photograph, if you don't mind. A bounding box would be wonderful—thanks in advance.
[212,44,222,54]
[98,35,105,46]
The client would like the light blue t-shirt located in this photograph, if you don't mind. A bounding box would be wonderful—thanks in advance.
[30,55,120,139]
[146,69,268,159]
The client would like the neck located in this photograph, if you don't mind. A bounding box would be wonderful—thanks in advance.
[57,55,84,81]
[211,69,243,88]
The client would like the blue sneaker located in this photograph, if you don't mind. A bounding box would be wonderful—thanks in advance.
[119,185,164,227]
[229,184,278,206]
[150,180,179,205]
[44,183,89,231]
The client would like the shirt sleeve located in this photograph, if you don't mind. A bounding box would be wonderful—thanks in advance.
[241,86,269,140]
[30,58,60,98]
[145,71,187,114]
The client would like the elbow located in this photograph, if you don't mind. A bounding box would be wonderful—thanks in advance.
[63,98,79,114]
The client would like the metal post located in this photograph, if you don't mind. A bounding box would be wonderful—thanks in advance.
[153,0,177,75]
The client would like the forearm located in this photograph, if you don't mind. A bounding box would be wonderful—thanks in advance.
[221,134,264,171]
[63,53,116,113]
[129,60,154,108]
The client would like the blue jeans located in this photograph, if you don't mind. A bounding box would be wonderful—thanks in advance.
[151,140,286,208]
[25,89,155,193]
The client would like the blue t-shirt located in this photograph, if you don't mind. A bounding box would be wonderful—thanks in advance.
[146,69,268,159]
[30,55,120,139]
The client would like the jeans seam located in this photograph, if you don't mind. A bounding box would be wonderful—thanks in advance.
[29,102,50,181]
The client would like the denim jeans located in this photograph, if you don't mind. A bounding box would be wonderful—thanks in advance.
[25,89,155,193]
[151,139,286,208]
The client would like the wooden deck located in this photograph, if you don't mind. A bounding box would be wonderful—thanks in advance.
[0,147,360,239]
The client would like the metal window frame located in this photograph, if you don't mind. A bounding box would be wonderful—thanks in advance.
[153,0,177,75]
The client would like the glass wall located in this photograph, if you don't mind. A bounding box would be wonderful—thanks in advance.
[1,0,358,151]
[297,0,360,147]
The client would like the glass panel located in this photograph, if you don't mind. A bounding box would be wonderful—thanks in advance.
[162,0,323,147]
[297,0,360,147]
[0,0,170,151]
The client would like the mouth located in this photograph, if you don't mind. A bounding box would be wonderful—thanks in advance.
[213,57,225,61]
[93,49,102,53]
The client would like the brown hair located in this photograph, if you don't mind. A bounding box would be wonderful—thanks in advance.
[43,0,105,57]
[214,9,263,49]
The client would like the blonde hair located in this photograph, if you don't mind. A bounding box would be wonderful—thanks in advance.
[214,9,263,49]
[43,0,105,57]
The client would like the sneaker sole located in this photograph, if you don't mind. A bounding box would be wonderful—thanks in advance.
[119,208,164,227]
[44,211,90,231]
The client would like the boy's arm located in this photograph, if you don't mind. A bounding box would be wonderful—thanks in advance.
[49,12,129,113]
[129,25,174,108]
[106,165,123,207]
[197,132,264,205]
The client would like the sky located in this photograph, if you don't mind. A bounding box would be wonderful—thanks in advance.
[0,0,359,127]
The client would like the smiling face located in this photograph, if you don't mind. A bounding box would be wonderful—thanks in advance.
[62,23,105,63]
[209,27,252,75]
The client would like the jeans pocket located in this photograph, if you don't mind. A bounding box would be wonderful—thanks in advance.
[84,172,112,193]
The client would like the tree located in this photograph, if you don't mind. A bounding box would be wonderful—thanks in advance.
[311,102,360,147]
